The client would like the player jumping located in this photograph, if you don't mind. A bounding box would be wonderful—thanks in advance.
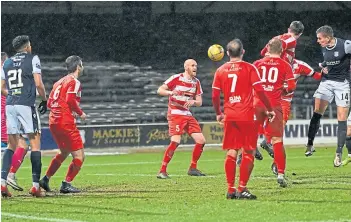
[305,25,350,167]
[156,59,206,179]
[259,21,304,154]
[39,56,86,193]
[212,39,275,199]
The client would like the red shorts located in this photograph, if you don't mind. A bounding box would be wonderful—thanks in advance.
[222,121,257,151]
[255,106,283,138]
[49,124,83,152]
[281,100,291,123]
[167,115,202,136]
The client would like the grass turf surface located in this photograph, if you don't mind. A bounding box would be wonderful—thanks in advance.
[1,147,351,222]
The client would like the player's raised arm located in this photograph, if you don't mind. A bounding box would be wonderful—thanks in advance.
[284,62,296,93]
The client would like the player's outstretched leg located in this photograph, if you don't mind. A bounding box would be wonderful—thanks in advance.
[188,133,206,176]
[7,146,26,191]
[225,149,237,199]
[7,136,29,191]
[157,140,179,179]
[236,149,256,200]
[40,152,68,192]
[60,149,84,194]
[342,136,351,166]
[306,112,322,156]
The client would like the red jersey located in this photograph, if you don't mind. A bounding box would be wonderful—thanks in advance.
[1,95,7,142]
[261,33,297,64]
[282,59,318,102]
[212,61,263,121]
[253,57,295,107]
[48,75,83,125]
[164,73,203,116]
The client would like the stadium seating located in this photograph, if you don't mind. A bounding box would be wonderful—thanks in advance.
[39,60,336,126]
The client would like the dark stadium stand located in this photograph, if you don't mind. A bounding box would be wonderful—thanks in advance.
[38,61,332,126]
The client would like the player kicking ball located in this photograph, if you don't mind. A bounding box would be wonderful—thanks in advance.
[39,56,86,193]
[156,59,206,179]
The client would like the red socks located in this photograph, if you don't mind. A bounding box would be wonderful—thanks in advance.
[65,158,83,183]
[238,151,254,192]
[273,142,286,174]
[46,154,66,178]
[225,155,236,193]
[9,147,27,173]
[160,141,179,172]
[190,143,205,169]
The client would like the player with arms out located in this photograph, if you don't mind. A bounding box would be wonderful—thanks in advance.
[253,39,296,186]
[156,59,206,179]
[1,35,47,197]
[305,25,351,167]
[259,21,304,153]
[1,51,31,192]
[39,56,86,193]
[212,39,275,199]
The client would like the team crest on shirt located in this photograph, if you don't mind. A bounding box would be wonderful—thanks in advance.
[334,51,339,57]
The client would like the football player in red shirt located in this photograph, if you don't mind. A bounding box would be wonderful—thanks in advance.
[260,21,304,65]
[156,59,206,179]
[254,39,296,187]
[281,59,321,126]
[39,55,86,194]
[212,39,275,199]
[259,21,304,154]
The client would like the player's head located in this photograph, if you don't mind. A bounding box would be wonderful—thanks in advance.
[267,38,283,56]
[1,52,8,66]
[226,39,244,59]
[65,55,84,77]
[184,59,197,77]
[316,25,334,47]
[288,21,304,38]
[12,35,31,53]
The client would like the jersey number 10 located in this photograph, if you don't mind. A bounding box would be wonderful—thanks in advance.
[260,66,278,83]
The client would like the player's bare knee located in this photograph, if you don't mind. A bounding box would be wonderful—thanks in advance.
[170,135,181,144]
[271,137,282,144]
[227,149,237,158]
[347,126,351,136]
[195,135,206,144]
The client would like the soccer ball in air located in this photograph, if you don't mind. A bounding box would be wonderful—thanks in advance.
[208,44,224,61]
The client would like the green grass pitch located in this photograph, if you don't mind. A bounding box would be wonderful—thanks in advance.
[1,146,350,222]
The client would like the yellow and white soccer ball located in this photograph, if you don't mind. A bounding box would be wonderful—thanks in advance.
[208,44,224,61]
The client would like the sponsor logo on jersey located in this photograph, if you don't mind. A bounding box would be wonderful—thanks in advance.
[229,96,241,104]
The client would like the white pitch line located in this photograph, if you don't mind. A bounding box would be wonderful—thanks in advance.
[87,173,217,178]
[19,154,332,169]
[1,213,86,222]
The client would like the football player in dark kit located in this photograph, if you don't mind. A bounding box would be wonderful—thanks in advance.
[305,26,351,167]
[1,35,48,197]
